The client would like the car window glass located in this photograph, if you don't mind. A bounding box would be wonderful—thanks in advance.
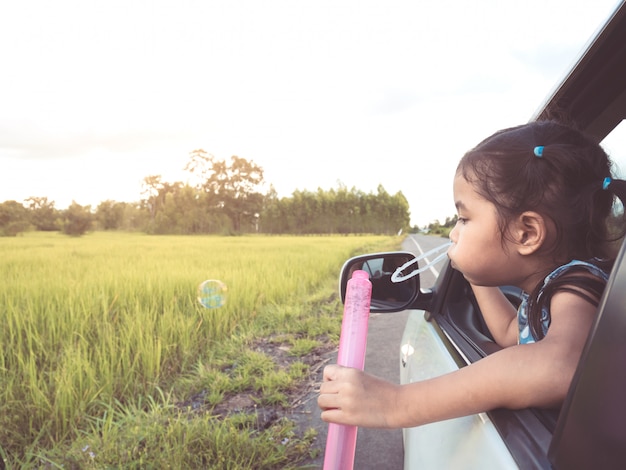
[601,120,626,214]
[361,258,384,278]
[602,120,626,176]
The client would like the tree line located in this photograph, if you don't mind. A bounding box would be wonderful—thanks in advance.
[1,150,411,236]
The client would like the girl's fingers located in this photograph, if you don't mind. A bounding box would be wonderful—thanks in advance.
[317,391,338,411]
[322,363,345,382]
[320,408,344,424]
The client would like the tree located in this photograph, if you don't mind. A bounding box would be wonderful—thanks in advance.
[141,175,164,222]
[0,200,30,236]
[258,184,411,235]
[184,149,216,185]
[95,200,126,230]
[185,151,265,232]
[61,202,93,236]
[25,196,59,231]
[427,215,457,236]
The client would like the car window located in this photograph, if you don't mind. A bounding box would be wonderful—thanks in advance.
[602,119,626,177]
[601,120,626,216]
[361,258,384,278]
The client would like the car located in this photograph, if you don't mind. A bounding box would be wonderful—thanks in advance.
[338,1,626,468]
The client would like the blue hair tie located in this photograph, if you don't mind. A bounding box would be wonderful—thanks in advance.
[533,146,544,158]
[603,177,612,190]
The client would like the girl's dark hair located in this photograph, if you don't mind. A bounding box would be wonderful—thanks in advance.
[457,120,626,339]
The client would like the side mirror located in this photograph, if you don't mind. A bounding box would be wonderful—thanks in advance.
[339,252,420,312]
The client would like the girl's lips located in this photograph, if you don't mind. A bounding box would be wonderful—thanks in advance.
[447,246,455,269]
[447,252,457,270]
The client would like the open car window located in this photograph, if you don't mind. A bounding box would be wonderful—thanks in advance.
[602,119,626,183]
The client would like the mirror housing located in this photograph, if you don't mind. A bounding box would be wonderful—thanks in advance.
[339,251,421,313]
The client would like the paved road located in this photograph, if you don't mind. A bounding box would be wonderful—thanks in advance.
[296,234,450,469]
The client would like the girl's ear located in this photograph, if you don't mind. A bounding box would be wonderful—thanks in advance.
[512,211,547,255]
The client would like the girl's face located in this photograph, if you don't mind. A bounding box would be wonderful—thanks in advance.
[447,174,518,286]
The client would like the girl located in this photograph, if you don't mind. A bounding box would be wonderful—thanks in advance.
[318,120,626,429]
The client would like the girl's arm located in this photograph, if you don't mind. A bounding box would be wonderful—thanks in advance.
[318,289,596,428]
[470,285,518,347]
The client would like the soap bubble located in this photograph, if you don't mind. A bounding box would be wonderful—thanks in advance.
[197,280,227,308]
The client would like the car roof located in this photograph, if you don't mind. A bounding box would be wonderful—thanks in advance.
[531,0,626,142]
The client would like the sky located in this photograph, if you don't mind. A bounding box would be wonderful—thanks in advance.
[1,0,625,227]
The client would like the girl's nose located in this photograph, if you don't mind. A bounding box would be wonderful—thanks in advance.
[449,224,458,243]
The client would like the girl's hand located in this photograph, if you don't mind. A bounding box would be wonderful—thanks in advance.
[317,364,400,428]
[469,284,518,347]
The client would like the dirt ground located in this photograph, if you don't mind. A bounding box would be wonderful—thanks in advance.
[180,312,408,469]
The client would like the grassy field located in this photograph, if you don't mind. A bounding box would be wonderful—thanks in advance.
[0,231,401,468]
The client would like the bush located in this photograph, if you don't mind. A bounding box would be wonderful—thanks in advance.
[62,202,93,236]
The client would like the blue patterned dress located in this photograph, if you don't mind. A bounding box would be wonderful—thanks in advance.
[517,260,609,344]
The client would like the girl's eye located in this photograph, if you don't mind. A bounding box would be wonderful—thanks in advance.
[457,217,468,225]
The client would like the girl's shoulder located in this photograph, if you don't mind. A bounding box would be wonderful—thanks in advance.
[544,259,610,286]
[519,259,610,344]
[539,259,610,315]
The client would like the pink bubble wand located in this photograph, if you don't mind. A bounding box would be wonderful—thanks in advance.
[323,270,372,470]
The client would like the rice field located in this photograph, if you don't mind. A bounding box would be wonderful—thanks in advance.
[0,231,399,468]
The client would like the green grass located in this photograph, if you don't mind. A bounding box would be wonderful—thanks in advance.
[0,231,401,468]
